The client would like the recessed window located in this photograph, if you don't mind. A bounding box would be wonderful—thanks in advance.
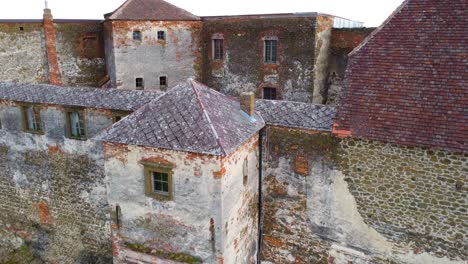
[136,78,144,89]
[157,31,165,40]
[243,158,248,186]
[263,87,277,100]
[213,39,223,60]
[65,109,86,140]
[112,111,131,124]
[19,27,24,31]
[21,105,43,134]
[264,39,278,63]
[159,76,167,90]
[143,162,173,200]
[133,30,142,41]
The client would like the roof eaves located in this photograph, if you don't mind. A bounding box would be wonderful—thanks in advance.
[189,80,227,156]
[108,0,132,20]
[348,0,410,57]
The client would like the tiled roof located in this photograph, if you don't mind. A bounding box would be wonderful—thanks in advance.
[0,83,162,111]
[102,80,264,156]
[335,0,468,153]
[109,0,200,21]
[255,100,336,132]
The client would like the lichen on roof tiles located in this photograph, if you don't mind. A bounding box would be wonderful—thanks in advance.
[109,0,200,21]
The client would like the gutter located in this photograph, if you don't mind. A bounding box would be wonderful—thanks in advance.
[257,128,264,264]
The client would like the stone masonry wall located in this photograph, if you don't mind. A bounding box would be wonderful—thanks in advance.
[0,23,48,84]
[261,126,467,264]
[0,102,112,263]
[109,20,202,90]
[201,17,317,102]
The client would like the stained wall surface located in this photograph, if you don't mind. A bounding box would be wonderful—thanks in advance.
[0,101,113,263]
[261,126,467,264]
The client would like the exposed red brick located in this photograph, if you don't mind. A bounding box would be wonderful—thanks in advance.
[43,9,62,86]
[33,201,54,225]
[294,155,309,176]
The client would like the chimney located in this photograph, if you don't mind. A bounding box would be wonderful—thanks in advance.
[43,6,62,85]
[240,92,255,116]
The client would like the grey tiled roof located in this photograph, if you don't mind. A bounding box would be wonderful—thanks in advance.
[0,83,162,111]
[102,80,265,156]
[255,99,336,131]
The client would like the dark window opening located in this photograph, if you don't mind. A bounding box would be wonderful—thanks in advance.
[264,40,278,63]
[263,87,277,100]
[160,76,167,88]
[136,78,144,89]
[213,39,223,60]
[152,172,169,194]
[157,31,165,40]
[133,30,142,41]
[19,27,24,31]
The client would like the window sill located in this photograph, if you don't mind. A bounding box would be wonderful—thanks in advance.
[24,130,44,135]
[145,191,172,201]
[66,136,88,141]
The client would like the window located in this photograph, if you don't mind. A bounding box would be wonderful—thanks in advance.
[159,76,167,90]
[243,158,248,186]
[143,162,173,200]
[264,40,278,63]
[65,109,86,140]
[133,30,142,41]
[136,78,144,89]
[263,87,277,100]
[157,31,165,40]
[112,111,131,124]
[21,104,43,134]
[213,39,223,60]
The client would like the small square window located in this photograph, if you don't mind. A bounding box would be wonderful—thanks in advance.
[21,104,43,134]
[65,109,86,140]
[143,162,173,201]
[133,30,142,41]
[136,78,144,89]
[213,39,223,60]
[157,31,165,40]
[264,40,278,63]
[263,87,277,100]
[159,76,167,89]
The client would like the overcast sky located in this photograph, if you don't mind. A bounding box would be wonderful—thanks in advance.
[0,0,405,27]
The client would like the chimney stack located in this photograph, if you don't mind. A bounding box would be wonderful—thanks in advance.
[43,6,62,85]
[240,92,255,116]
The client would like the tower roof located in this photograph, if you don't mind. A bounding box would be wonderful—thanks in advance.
[108,0,200,21]
[102,80,264,156]
[336,0,468,153]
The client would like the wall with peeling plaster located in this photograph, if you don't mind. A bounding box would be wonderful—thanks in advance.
[261,126,467,264]
[0,102,112,263]
[107,21,202,90]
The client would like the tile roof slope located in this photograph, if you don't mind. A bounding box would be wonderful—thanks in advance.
[102,80,264,156]
[335,0,468,153]
[255,100,336,131]
[109,0,200,21]
[0,82,162,111]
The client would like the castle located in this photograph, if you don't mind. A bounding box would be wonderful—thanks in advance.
[0,0,466,263]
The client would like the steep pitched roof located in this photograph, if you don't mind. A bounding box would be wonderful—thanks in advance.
[102,80,264,156]
[109,0,200,21]
[256,100,336,131]
[0,82,162,111]
[335,0,468,153]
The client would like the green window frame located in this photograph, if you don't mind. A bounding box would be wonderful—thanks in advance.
[264,39,278,64]
[65,108,87,140]
[142,161,173,201]
[20,104,43,134]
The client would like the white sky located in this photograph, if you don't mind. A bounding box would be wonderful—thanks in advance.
[0,0,405,27]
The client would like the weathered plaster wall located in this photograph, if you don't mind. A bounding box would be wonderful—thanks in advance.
[261,126,467,263]
[109,20,202,90]
[54,22,106,87]
[104,143,223,263]
[221,135,259,264]
[325,28,374,105]
[0,102,112,263]
[0,23,48,84]
[201,17,317,102]
[312,16,333,104]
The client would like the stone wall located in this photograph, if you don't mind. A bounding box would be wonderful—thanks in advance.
[0,23,48,84]
[0,102,112,263]
[107,20,202,90]
[201,16,317,102]
[261,126,467,264]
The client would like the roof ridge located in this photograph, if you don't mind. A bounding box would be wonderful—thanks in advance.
[189,80,226,156]
[348,0,410,57]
